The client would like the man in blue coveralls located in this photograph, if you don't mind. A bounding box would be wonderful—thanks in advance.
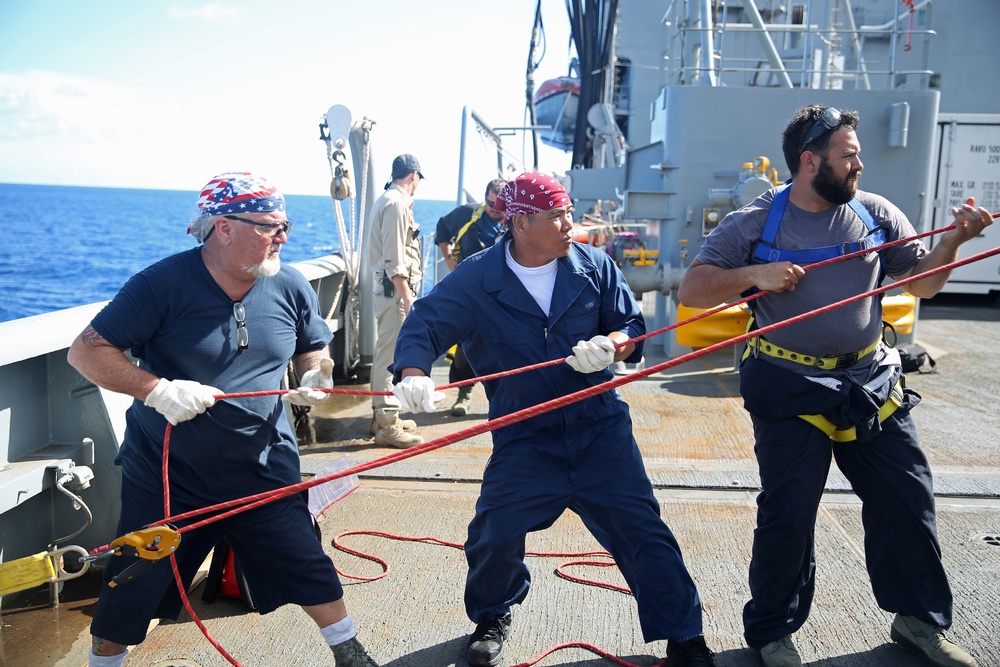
[678,105,989,667]
[67,172,378,667]
[389,172,716,667]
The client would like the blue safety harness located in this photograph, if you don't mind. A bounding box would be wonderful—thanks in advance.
[742,183,887,306]
[751,183,886,266]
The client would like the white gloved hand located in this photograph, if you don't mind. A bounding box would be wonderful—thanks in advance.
[286,358,335,406]
[392,375,445,413]
[565,335,617,374]
[144,378,221,426]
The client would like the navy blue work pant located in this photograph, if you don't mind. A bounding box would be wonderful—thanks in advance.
[464,404,704,643]
[743,409,953,648]
[91,476,344,646]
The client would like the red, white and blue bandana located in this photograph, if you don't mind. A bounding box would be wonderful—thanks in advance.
[188,172,285,234]
[494,172,571,222]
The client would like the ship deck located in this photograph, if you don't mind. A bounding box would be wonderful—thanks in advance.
[6,294,1000,667]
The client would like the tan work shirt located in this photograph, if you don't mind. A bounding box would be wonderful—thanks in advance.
[367,183,423,294]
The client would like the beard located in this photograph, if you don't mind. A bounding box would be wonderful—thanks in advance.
[813,158,859,205]
[244,255,281,277]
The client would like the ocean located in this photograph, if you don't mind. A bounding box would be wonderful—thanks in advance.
[0,183,456,323]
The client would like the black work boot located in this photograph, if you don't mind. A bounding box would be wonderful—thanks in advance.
[331,636,379,667]
[466,612,512,666]
[666,635,716,667]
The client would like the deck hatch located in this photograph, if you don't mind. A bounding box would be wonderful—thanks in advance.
[974,533,1000,547]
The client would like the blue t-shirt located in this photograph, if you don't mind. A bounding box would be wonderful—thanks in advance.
[91,248,333,507]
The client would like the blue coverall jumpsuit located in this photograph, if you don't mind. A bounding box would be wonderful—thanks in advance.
[393,232,704,642]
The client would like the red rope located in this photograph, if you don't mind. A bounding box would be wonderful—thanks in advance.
[332,529,626,591]
[514,643,669,667]
[148,240,1000,536]
[902,0,916,51]
[163,400,244,666]
[168,554,242,666]
[90,224,998,666]
[331,531,653,667]
[219,222,962,399]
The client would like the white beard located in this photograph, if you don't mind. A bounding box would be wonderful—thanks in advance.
[245,255,281,277]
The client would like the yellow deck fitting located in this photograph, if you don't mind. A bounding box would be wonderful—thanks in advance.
[622,247,660,267]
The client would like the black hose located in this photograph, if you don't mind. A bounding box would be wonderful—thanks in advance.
[525,0,545,170]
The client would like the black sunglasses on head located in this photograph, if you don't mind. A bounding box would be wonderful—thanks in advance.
[799,107,842,154]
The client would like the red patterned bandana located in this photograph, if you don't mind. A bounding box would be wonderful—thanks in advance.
[494,172,571,222]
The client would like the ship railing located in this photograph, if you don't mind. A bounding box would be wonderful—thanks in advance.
[0,255,349,562]
[664,1,936,92]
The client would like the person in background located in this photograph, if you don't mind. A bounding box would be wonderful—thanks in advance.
[447,177,508,416]
[677,104,989,667]
[389,172,716,667]
[367,154,425,448]
[67,172,378,667]
[435,202,477,273]
[434,178,508,274]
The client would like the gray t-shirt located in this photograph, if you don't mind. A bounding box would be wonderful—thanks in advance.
[694,188,925,367]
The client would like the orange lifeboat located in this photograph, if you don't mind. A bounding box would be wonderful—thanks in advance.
[534,77,580,151]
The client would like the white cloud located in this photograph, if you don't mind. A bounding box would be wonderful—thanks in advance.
[0,72,144,143]
[0,1,576,197]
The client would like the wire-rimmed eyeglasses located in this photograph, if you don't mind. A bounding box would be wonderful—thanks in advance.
[799,107,842,154]
[225,215,292,239]
[233,301,249,352]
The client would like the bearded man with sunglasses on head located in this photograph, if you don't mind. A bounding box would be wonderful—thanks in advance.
[68,172,378,667]
[678,105,990,667]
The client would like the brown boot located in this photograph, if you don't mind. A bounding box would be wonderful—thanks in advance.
[374,420,423,448]
[368,416,417,436]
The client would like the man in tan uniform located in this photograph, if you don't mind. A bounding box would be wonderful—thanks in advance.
[367,154,425,447]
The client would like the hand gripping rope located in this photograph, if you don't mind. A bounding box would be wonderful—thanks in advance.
[86,218,999,667]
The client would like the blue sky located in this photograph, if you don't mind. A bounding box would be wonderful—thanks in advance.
[0,0,573,200]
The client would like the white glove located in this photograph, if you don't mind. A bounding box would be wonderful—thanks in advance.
[392,375,445,413]
[565,335,617,374]
[144,378,221,426]
[287,358,335,406]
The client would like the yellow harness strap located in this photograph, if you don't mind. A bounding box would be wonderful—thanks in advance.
[798,378,905,442]
[745,334,882,370]
[451,204,487,262]
[0,546,91,596]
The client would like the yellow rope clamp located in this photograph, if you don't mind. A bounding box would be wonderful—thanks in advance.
[0,546,91,597]
[109,525,182,560]
[105,525,183,587]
